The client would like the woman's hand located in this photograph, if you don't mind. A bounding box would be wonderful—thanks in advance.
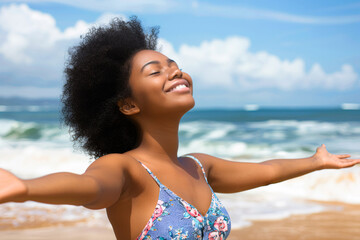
[313,144,360,170]
[0,168,27,204]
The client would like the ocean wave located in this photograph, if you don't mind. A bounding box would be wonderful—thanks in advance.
[179,121,237,140]
[178,120,360,159]
[218,192,334,229]
[0,119,68,142]
[341,103,360,110]
[262,166,360,204]
[0,145,90,178]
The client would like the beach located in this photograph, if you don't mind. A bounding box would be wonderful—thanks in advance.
[1,106,359,239]
[0,226,116,240]
[0,201,359,240]
[229,201,360,240]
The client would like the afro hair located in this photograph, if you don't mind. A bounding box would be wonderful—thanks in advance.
[61,16,159,159]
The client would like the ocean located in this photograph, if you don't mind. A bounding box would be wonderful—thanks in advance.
[0,101,359,229]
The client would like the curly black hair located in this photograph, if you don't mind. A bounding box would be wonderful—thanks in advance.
[61,16,159,159]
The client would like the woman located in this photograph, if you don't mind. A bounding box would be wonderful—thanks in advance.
[0,17,359,240]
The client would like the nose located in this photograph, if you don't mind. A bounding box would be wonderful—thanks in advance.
[169,68,183,80]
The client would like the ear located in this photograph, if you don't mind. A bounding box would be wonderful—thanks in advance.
[117,99,140,116]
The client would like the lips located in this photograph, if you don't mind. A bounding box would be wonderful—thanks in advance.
[165,79,190,93]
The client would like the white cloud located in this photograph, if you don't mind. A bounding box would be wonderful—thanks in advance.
[0,4,126,64]
[158,37,358,91]
[0,4,126,92]
[0,4,358,100]
[0,4,61,64]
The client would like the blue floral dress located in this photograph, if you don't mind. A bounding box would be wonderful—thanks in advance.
[136,155,231,240]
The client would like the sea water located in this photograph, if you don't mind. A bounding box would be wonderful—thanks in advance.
[0,102,359,229]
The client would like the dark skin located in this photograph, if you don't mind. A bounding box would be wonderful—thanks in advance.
[0,50,359,239]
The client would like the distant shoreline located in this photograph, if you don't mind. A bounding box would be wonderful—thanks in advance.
[1,96,359,111]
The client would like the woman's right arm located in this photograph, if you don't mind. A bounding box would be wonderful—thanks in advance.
[0,154,129,209]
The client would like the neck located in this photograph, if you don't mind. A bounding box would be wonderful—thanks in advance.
[134,114,181,164]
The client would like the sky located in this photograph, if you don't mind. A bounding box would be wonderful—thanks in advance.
[0,0,359,108]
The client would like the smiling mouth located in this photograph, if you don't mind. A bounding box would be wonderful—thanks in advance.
[165,79,191,93]
[168,84,189,92]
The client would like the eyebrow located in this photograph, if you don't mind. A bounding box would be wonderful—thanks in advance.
[140,58,175,72]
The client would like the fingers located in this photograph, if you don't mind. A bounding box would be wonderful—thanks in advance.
[336,154,351,159]
[351,158,360,164]
[338,158,360,168]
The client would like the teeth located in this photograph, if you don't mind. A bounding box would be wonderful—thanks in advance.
[170,84,187,92]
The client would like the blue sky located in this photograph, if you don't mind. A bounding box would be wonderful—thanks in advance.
[0,0,359,108]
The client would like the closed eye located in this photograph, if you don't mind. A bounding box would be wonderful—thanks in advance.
[149,71,160,76]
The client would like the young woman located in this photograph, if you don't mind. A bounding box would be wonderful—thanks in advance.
[0,17,359,240]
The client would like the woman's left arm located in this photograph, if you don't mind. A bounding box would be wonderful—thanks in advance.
[191,144,360,193]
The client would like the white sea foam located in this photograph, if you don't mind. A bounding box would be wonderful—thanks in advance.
[341,103,360,110]
[217,191,338,229]
[0,145,90,178]
[262,166,360,204]
[244,104,259,111]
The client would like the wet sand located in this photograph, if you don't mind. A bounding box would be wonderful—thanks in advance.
[0,225,116,240]
[0,201,359,240]
[228,201,360,240]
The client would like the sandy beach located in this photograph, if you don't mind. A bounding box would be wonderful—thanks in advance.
[0,201,359,240]
[229,201,360,240]
[0,226,116,240]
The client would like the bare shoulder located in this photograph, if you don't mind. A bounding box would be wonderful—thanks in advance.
[184,153,238,179]
[83,153,146,202]
[79,154,142,209]
[85,153,141,175]
[183,152,220,172]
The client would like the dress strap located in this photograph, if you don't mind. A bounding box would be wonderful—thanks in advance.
[137,161,162,187]
[183,154,209,184]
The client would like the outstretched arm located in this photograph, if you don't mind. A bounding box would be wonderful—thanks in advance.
[191,144,360,193]
[0,154,129,209]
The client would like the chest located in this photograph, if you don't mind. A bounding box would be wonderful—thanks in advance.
[107,162,215,239]
[136,187,231,240]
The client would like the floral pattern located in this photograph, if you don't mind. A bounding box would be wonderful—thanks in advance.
[136,156,231,240]
[180,199,204,223]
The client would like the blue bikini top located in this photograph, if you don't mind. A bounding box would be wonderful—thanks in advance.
[136,155,231,240]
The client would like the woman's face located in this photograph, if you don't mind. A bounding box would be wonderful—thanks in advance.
[127,50,195,117]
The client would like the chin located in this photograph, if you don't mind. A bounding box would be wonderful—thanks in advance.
[178,98,195,115]
[188,98,195,110]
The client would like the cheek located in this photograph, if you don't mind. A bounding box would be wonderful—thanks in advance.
[132,81,165,108]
